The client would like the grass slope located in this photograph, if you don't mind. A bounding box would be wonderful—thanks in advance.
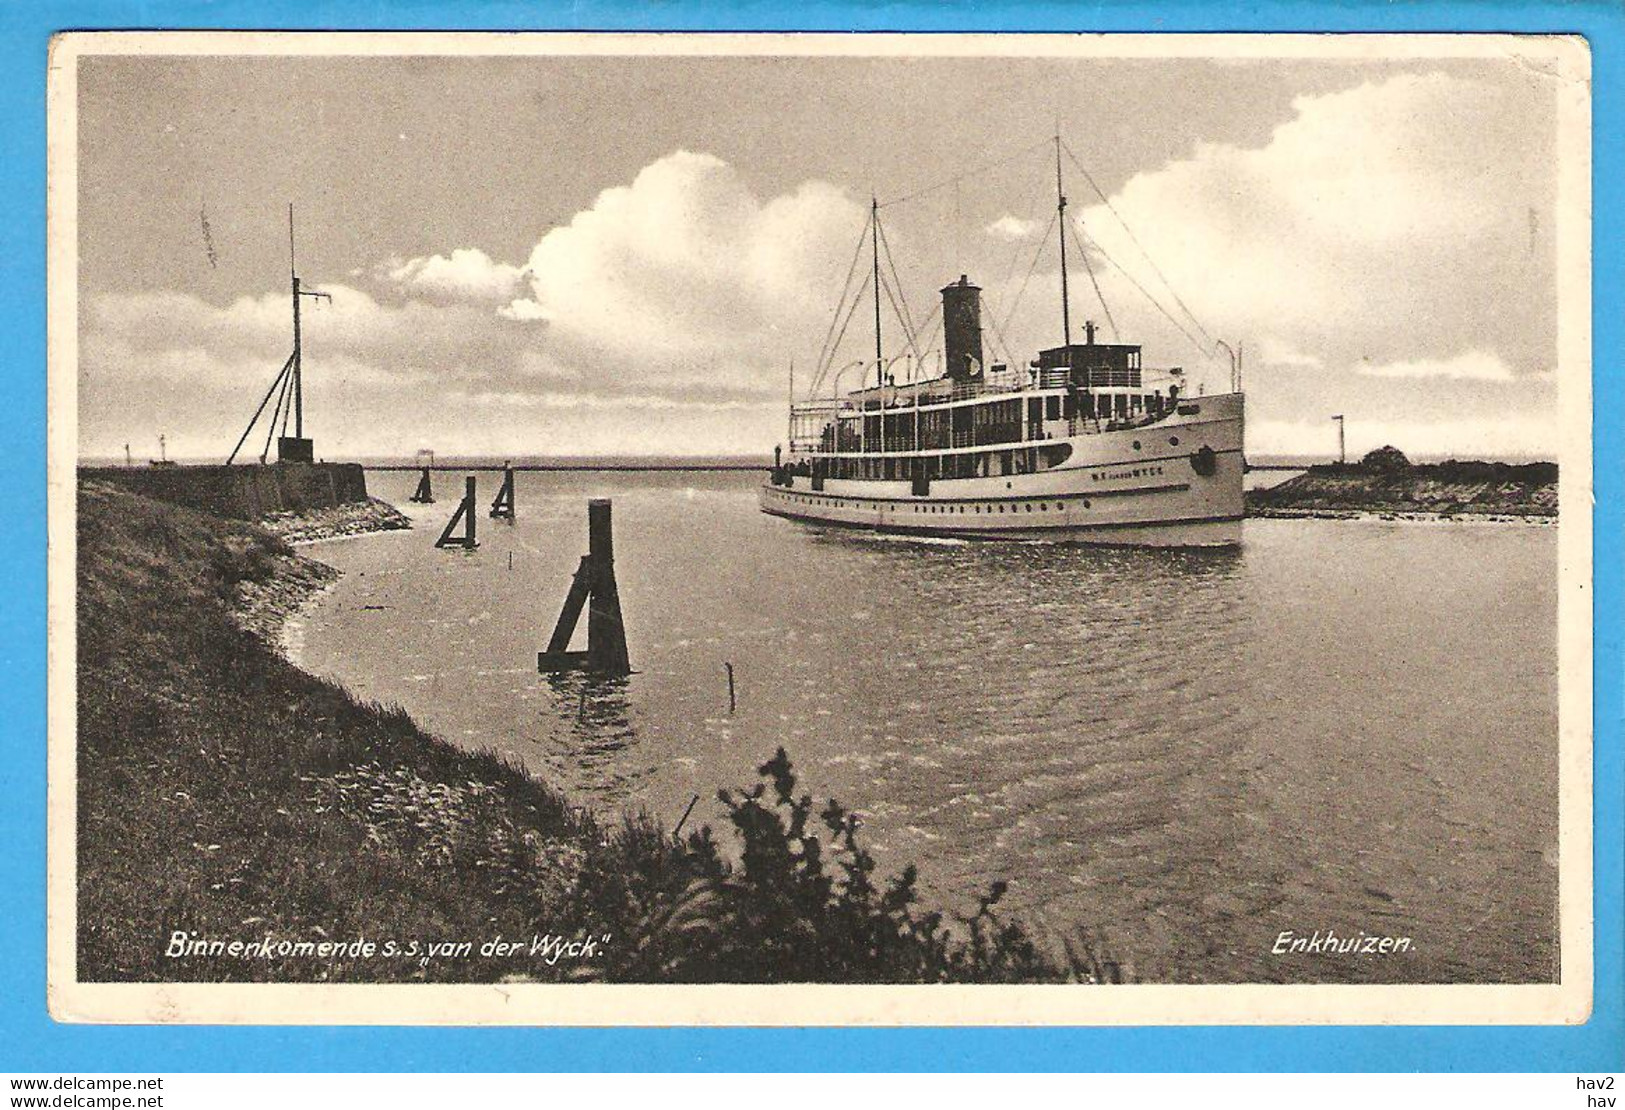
[76,482,1079,984]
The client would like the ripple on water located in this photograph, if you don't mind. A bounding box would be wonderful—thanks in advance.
[295,474,1561,984]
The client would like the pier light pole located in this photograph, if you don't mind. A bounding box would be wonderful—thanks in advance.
[1331,414,1346,464]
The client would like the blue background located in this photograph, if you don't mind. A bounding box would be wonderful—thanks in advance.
[3,0,1618,1073]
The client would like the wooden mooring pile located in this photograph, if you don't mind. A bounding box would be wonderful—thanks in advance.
[428,477,632,675]
[434,476,479,549]
[409,466,434,503]
[489,463,516,520]
[538,498,630,676]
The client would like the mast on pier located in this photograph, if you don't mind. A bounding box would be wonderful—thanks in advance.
[284,204,330,460]
[226,204,331,465]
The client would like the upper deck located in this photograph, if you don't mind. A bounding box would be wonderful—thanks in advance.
[788,353,1186,458]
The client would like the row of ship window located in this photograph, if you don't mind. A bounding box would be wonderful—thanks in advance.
[795,432,1187,482]
[778,493,1093,514]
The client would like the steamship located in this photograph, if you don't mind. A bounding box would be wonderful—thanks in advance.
[760,146,1245,547]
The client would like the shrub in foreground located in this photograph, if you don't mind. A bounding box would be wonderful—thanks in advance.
[577,748,1076,983]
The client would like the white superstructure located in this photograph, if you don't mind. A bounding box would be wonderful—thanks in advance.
[763,350,1243,546]
[760,140,1245,548]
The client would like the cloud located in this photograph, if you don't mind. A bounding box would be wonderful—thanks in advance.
[84,283,534,389]
[78,88,1565,462]
[1357,349,1516,382]
[383,248,530,303]
[1255,336,1323,370]
[513,350,582,382]
[986,215,1040,241]
[104,153,865,411]
[437,390,781,458]
[451,390,768,413]
[498,298,548,322]
[78,151,864,457]
[502,150,865,395]
[1071,72,1557,397]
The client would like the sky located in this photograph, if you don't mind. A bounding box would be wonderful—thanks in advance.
[74,45,1574,461]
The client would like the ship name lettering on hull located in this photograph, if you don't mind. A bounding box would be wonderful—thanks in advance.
[1092,465,1165,482]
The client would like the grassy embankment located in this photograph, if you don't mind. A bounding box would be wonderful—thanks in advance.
[1247,459,1558,519]
[77,481,1090,984]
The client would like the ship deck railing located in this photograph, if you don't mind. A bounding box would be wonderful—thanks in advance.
[790,367,1172,423]
[787,409,1197,459]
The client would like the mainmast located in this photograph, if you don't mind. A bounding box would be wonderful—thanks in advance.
[1056,136,1073,352]
[871,197,883,390]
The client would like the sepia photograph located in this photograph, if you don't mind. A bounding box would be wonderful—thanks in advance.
[46,31,1592,1025]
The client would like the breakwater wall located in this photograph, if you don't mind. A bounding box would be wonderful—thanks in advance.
[79,463,369,521]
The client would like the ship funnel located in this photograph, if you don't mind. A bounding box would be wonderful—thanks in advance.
[941,274,984,382]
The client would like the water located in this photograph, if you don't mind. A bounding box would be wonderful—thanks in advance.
[290,470,1559,984]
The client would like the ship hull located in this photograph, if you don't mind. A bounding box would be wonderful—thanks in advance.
[760,392,1244,548]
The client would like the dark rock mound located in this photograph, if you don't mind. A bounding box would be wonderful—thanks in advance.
[1361,445,1412,472]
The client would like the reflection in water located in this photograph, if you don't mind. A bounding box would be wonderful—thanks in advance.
[536,673,651,800]
[294,470,1559,984]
